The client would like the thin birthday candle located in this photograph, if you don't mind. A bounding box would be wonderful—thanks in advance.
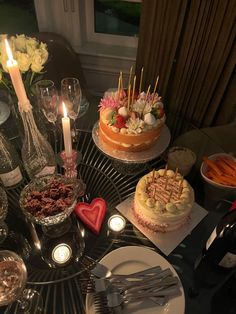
[131,75,136,106]
[127,84,131,111]
[152,168,155,182]
[152,75,159,103]
[117,74,121,99]
[145,84,151,102]
[128,66,133,89]
[120,71,123,93]
[139,67,144,94]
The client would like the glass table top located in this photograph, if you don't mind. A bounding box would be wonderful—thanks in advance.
[0,114,236,313]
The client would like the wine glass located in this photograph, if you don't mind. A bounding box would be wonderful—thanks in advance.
[36,80,59,124]
[61,77,82,138]
[0,250,43,313]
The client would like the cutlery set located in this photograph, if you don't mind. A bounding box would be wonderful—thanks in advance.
[85,262,181,313]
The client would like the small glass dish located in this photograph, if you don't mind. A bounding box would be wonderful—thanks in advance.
[19,174,85,226]
[0,187,8,222]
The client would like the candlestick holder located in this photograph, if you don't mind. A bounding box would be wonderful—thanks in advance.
[56,150,86,197]
[60,150,79,179]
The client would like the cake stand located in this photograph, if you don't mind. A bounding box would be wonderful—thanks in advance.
[92,122,171,174]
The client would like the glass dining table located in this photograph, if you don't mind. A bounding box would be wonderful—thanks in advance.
[1,103,236,314]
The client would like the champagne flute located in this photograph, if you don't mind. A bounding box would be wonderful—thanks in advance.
[61,77,82,138]
[36,80,59,142]
[0,250,43,313]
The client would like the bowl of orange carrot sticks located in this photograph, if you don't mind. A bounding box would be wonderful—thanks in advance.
[201,153,236,189]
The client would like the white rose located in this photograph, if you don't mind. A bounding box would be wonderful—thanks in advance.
[0,34,7,54]
[27,37,38,49]
[0,53,8,72]
[13,35,26,52]
[39,46,48,64]
[30,50,45,73]
[15,51,30,72]
[26,37,39,56]
[26,44,35,57]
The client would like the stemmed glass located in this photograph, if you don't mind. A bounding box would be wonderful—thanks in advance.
[61,77,82,139]
[35,80,59,141]
[0,250,43,313]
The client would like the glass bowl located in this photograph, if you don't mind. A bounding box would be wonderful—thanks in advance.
[19,174,85,226]
[0,187,8,222]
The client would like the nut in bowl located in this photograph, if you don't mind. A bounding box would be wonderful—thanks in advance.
[200,153,236,190]
[20,175,84,226]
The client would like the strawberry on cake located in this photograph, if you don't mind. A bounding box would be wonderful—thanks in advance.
[133,168,194,232]
[98,87,166,152]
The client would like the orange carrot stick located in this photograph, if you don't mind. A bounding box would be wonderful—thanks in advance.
[220,157,236,172]
[203,158,222,176]
[215,160,236,176]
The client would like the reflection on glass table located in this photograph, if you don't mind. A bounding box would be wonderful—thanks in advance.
[0,250,43,313]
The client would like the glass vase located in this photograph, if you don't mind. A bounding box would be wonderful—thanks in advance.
[20,106,56,179]
[9,93,48,143]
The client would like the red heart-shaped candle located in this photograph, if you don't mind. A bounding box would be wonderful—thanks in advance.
[75,198,107,234]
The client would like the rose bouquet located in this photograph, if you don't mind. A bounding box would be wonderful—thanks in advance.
[0,34,48,98]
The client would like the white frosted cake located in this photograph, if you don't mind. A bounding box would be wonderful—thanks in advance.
[133,168,194,232]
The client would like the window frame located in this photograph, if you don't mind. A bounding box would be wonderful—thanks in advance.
[84,0,140,49]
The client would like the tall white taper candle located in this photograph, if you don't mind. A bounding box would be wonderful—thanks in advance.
[62,102,72,158]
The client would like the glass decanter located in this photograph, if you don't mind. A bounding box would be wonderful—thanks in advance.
[20,103,56,179]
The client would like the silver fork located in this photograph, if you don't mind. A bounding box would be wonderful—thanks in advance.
[93,292,112,314]
[92,262,162,281]
[106,285,180,309]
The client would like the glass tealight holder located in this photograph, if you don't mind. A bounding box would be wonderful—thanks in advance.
[108,214,126,235]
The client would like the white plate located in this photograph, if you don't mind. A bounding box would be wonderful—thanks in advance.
[86,246,185,314]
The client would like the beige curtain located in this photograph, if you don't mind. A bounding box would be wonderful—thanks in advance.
[136,0,236,139]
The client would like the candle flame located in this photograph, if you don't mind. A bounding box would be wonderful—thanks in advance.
[62,102,67,118]
[4,38,14,62]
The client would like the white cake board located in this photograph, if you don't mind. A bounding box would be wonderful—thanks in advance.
[116,194,208,256]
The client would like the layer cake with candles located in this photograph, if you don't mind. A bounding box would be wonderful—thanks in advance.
[133,168,194,232]
[98,74,166,152]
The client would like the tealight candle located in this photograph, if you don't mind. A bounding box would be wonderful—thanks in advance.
[52,243,72,264]
[108,215,126,233]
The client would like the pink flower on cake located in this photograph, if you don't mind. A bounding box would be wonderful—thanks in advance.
[99,96,119,111]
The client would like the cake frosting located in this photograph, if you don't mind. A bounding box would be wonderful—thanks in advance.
[99,89,165,152]
[133,168,194,232]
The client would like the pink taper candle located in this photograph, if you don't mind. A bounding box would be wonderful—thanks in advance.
[62,102,72,158]
[5,39,29,111]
